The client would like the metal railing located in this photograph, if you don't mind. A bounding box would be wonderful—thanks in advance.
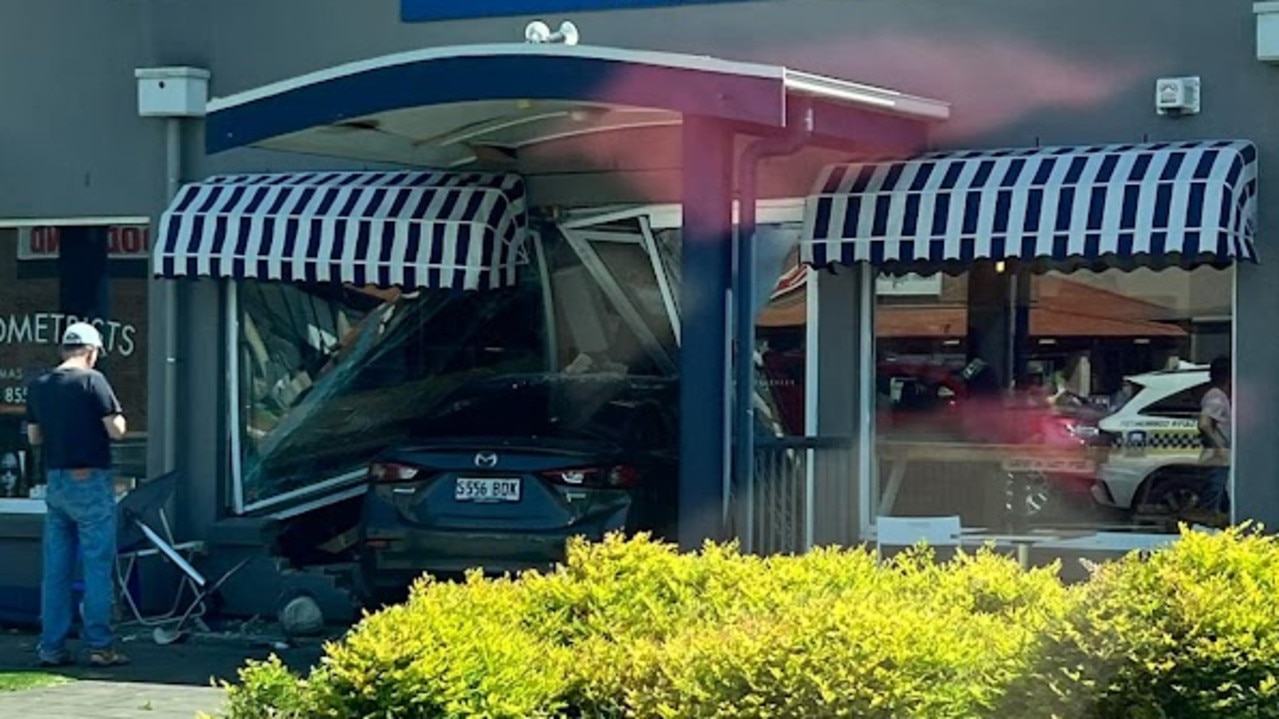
[741,436,851,556]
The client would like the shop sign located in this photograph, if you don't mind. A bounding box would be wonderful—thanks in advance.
[402,0,761,22]
[0,367,28,408]
[0,314,138,358]
[17,226,150,261]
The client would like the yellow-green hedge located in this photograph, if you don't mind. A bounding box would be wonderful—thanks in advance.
[214,525,1279,719]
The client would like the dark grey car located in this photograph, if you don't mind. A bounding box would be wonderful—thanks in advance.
[357,373,678,595]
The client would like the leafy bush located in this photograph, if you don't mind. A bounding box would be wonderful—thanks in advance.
[1012,523,1279,719]
[215,527,1279,719]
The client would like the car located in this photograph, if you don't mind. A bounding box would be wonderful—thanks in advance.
[875,360,1106,520]
[1091,364,1221,519]
[356,372,678,597]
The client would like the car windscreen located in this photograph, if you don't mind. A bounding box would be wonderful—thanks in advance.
[409,378,666,445]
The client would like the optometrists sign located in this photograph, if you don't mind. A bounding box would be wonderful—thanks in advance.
[17,226,150,261]
[402,0,760,21]
[0,314,138,358]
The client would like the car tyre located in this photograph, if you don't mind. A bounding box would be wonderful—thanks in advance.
[1004,470,1053,519]
[1144,475,1204,516]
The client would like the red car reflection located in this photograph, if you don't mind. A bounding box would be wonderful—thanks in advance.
[761,352,1105,519]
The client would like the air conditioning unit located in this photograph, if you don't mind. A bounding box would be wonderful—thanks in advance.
[1155,76,1200,116]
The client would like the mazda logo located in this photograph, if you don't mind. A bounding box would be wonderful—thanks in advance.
[474,452,499,468]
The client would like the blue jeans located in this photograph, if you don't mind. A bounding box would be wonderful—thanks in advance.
[1200,464,1231,514]
[41,469,117,653]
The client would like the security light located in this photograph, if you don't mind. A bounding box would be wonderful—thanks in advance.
[524,20,580,45]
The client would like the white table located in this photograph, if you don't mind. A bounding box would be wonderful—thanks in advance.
[961,530,1097,569]
[876,440,1103,516]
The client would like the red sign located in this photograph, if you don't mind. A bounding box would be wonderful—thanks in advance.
[17,225,150,261]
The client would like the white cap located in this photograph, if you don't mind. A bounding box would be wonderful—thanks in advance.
[62,322,104,349]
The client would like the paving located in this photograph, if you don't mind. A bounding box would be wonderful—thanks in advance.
[0,627,327,719]
[0,680,224,719]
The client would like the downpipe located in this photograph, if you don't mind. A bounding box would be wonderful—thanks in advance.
[162,117,181,473]
[732,103,814,552]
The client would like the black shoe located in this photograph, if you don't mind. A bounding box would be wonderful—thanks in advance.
[87,648,130,667]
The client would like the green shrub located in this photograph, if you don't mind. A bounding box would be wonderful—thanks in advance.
[222,573,572,719]
[215,527,1279,719]
[215,655,315,719]
[1015,523,1279,719]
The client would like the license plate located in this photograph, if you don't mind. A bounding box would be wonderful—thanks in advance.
[454,478,522,503]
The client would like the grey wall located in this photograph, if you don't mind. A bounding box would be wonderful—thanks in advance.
[0,0,164,219]
[5,0,1277,532]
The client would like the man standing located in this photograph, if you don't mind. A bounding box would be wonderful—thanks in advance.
[1198,356,1232,521]
[25,322,129,667]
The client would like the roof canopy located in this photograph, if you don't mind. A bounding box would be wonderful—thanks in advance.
[163,44,947,289]
[801,140,1259,273]
[204,44,948,174]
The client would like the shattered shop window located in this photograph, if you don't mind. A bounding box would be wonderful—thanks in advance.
[235,275,546,509]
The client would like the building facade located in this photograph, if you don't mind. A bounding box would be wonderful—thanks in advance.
[1,0,1277,621]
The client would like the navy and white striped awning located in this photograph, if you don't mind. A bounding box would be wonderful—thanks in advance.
[154,170,528,290]
[801,140,1258,272]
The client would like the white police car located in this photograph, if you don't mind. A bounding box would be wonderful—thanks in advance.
[1091,363,1217,514]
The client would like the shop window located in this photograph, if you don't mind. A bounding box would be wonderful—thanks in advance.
[234,269,547,511]
[874,262,1234,536]
[0,223,150,506]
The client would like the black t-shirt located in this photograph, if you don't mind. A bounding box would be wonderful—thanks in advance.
[25,367,123,470]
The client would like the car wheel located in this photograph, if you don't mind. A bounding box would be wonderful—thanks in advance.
[1145,476,1203,515]
[1005,470,1053,518]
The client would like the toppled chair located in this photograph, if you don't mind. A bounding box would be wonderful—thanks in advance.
[114,472,248,642]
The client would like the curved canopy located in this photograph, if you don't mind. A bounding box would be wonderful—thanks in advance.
[155,170,527,290]
[204,43,949,169]
[801,140,1259,273]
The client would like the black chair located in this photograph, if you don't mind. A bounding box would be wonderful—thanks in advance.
[115,472,247,642]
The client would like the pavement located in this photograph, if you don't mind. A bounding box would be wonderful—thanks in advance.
[0,627,327,719]
[0,680,225,719]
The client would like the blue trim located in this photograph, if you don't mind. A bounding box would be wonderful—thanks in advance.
[207,55,783,154]
[402,0,762,22]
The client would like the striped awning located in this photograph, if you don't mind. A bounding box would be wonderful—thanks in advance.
[801,140,1258,272]
[154,170,528,290]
